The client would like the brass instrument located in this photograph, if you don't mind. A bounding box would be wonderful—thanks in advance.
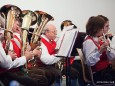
[21,10,37,73]
[30,10,54,50]
[26,11,54,69]
[0,12,5,29]
[21,10,37,56]
[0,4,22,53]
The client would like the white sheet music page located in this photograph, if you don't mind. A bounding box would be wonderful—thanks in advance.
[56,29,78,57]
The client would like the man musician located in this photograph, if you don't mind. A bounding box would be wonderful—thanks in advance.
[0,5,48,86]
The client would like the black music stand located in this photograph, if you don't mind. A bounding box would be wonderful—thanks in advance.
[65,57,71,86]
[56,30,86,86]
[65,32,86,86]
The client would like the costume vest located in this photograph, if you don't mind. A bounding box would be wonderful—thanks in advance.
[85,36,109,72]
[10,40,21,57]
[36,37,56,67]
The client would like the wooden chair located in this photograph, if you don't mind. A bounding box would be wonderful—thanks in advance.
[76,48,96,86]
[76,48,115,86]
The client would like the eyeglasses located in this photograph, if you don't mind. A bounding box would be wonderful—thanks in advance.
[49,30,57,34]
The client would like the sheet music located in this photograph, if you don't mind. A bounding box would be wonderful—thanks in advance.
[56,29,78,57]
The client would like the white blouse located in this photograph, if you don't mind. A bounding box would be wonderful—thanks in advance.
[83,36,115,66]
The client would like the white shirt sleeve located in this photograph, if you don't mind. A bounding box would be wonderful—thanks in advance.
[0,53,26,69]
[0,53,12,69]
[106,36,115,60]
[8,56,26,69]
[107,49,115,60]
[110,35,115,49]
[0,42,27,69]
[40,42,61,65]
[83,39,101,66]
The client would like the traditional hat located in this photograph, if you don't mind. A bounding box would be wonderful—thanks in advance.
[61,20,77,31]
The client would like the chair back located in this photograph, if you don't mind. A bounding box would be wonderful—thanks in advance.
[76,48,96,85]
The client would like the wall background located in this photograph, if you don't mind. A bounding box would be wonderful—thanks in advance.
[1,0,115,36]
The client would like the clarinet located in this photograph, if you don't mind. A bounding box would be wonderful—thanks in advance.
[103,33,111,51]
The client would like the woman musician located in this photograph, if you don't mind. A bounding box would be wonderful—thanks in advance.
[83,15,115,85]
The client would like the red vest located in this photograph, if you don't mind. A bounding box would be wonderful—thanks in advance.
[85,36,109,72]
[36,37,56,67]
[36,37,74,67]
[11,40,21,57]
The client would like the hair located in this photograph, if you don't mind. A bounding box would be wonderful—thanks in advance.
[42,24,49,35]
[86,16,106,36]
[60,20,77,31]
[15,17,22,27]
[97,15,109,22]
[60,20,72,31]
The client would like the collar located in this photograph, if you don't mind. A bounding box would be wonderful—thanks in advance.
[92,37,99,42]
[85,35,99,42]
[41,34,50,42]
[13,33,21,40]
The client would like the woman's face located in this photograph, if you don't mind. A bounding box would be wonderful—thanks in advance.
[103,21,110,34]
[95,28,104,37]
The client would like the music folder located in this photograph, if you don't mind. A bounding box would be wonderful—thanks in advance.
[55,29,78,57]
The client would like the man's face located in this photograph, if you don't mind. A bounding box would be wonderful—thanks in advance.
[12,21,21,34]
[48,29,57,40]
[45,25,57,41]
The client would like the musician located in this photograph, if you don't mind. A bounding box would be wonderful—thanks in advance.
[83,16,115,85]
[0,15,39,86]
[35,23,62,86]
[97,15,114,46]
[8,18,48,86]
[0,14,32,70]
[98,15,113,40]
[57,20,83,86]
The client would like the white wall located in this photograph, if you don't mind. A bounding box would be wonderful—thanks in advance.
[1,0,115,36]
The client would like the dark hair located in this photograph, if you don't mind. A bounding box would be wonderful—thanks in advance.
[97,15,109,22]
[60,20,72,30]
[86,16,106,36]
[60,20,77,31]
